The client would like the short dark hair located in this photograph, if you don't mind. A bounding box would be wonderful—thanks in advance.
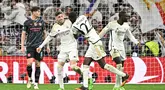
[119,11,127,18]
[31,6,40,12]
[68,11,77,23]
[55,11,63,16]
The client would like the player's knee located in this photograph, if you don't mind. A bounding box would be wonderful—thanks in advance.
[113,57,122,64]
[70,64,78,70]
[26,65,32,71]
[57,64,63,68]
[35,61,40,67]
[83,65,89,71]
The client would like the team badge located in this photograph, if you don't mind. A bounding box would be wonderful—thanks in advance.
[39,23,42,26]
[27,53,31,57]
[34,22,37,26]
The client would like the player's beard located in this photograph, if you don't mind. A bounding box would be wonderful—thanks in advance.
[57,20,64,25]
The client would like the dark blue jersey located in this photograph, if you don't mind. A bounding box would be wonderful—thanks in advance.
[23,17,45,48]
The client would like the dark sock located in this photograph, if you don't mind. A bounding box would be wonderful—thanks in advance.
[35,67,41,83]
[26,66,32,78]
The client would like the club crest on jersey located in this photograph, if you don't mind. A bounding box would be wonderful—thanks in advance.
[39,23,42,26]
[34,22,37,26]
[27,53,31,57]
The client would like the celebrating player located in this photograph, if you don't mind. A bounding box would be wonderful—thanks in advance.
[21,6,50,89]
[36,11,83,90]
[68,12,129,90]
[99,11,139,90]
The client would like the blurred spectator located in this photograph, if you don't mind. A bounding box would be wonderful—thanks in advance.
[60,0,72,8]
[1,0,12,25]
[30,0,38,7]
[43,0,61,24]
[24,2,31,16]
[72,0,81,15]
[61,6,73,19]
[3,0,27,25]
[38,0,52,8]
[0,0,26,55]
[155,29,165,57]
[144,32,161,57]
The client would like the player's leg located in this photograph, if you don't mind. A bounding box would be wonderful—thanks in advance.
[26,50,35,89]
[120,51,127,87]
[97,58,129,86]
[75,57,93,90]
[57,61,65,90]
[69,49,82,75]
[110,49,123,89]
[33,49,43,89]
[57,51,67,90]
[34,60,40,89]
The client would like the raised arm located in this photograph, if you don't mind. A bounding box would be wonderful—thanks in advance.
[99,22,111,38]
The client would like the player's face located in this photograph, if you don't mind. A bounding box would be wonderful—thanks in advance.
[56,14,64,25]
[122,13,130,22]
[32,10,41,18]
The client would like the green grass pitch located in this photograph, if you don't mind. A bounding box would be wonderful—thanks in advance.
[0,84,165,90]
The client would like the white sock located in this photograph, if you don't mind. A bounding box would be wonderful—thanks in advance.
[115,64,122,87]
[34,83,38,86]
[104,64,126,77]
[83,65,89,88]
[57,65,64,89]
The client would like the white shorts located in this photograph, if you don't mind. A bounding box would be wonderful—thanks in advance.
[58,49,79,62]
[85,41,106,60]
[110,49,126,61]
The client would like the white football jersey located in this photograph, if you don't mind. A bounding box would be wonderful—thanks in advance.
[101,20,138,51]
[50,19,77,51]
[72,15,100,44]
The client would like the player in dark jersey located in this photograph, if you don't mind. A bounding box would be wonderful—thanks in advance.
[21,6,50,89]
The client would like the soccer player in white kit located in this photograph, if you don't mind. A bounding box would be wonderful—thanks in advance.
[36,11,82,90]
[99,11,139,90]
[68,12,129,90]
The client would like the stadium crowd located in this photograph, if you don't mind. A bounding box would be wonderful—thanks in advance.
[0,0,165,57]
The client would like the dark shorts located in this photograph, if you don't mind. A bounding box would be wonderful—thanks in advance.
[26,47,43,61]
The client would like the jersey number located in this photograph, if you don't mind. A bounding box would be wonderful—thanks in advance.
[80,20,90,33]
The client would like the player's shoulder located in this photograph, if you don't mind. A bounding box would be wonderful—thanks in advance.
[64,19,72,27]
[76,15,87,22]
[109,20,117,24]
[123,22,130,28]
[79,15,87,18]
[52,23,60,31]
[107,20,117,26]
[24,17,32,25]
[53,23,60,28]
